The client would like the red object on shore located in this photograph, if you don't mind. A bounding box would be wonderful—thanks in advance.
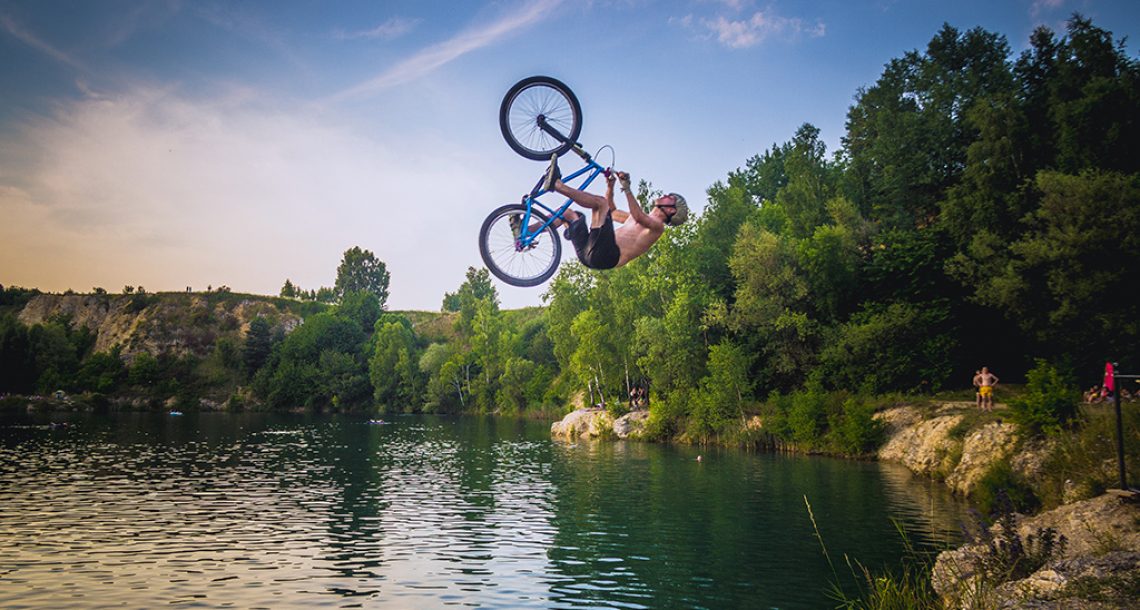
[1104,362,1116,393]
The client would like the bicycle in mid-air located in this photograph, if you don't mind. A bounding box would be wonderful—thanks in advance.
[479,76,613,287]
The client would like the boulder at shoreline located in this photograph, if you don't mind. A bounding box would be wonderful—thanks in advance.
[551,408,649,441]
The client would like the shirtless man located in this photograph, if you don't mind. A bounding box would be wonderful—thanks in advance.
[540,155,688,269]
[973,367,999,411]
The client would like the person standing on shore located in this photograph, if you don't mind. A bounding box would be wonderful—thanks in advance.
[973,370,982,409]
[973,367,999,411]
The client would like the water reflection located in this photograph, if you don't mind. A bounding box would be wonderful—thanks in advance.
[0,413,963,609]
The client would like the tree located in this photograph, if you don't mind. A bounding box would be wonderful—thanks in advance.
[443,267,498,313]
[370,318,420,410]
[964,170,1140,370]
[280,279,297,299]
[690,340,754,439]
[334,246,390,306]
[242,317,273,376]
[0,315,35,394]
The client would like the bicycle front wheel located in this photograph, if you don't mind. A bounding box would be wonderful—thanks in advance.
[479,203,563,287]
[499,76,582,161]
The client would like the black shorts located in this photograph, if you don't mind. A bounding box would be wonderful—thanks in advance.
[565,213,621,270]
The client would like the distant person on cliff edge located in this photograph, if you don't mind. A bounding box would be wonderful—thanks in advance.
[973,367,999,412]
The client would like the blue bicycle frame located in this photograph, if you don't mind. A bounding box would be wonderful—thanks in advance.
[515,151,607,249]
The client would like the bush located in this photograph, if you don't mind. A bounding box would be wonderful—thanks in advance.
[829,396,884,455]
[646,389,690,441]
[962,492,1067,583]
[788,380,828,447]
[1008,360,1080,435]
[973,462,1040,518]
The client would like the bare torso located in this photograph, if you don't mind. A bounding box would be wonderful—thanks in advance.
[976,373,998,387]
[613,219,664,267]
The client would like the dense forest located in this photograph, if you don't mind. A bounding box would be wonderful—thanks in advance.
[2,17,1138,446]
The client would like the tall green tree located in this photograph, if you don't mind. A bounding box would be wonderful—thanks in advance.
[443,267,498,313]
[242,317,273,376]
[334,246,390,305]
[370,317,420,411]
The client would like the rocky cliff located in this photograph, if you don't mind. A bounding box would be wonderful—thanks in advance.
[18,293,303,360]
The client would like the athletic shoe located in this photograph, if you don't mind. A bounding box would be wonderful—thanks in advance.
[542,153,561,192]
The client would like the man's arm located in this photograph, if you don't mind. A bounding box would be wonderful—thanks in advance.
[604,170,617,214]
[616,172,665,232]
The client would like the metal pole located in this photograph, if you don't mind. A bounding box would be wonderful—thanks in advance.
[1113,362,1127,490]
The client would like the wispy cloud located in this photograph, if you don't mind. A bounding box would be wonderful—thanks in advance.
[0,12,85,70]
[1030,0,1065,19]
[334,17,420,41]
[705,10,825,48]
[0,86,498,307]
[330,0,563,101]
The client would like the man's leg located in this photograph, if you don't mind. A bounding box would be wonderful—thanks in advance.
[553,180,609,228]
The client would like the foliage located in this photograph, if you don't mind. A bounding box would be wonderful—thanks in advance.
[334,246,391,305]
[820,301,955,394]
[829,396,884,455]
[370,317,420,411]
[973,463,1040,517]
[242,317,274,376]
[1037,404,1140,507]
[1008,360,1080,435]
[689,340,753,441]
[962,493,1066,582]
[3,17,1138,433]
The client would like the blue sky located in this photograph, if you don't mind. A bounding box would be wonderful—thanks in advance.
[2,0,1138,310]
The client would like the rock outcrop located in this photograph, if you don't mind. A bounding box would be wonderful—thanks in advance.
[932,493,1140,609]
[551,408,649,440]
[875,404,1025,496]
[18,293,301,360]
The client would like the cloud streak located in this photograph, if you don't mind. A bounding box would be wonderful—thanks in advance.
[0,12,85,70]
[329,0,562,101]
[334,17,420,41]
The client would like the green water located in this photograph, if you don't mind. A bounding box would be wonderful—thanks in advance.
[0,412,964,609]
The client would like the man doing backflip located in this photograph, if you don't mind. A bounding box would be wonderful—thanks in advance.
[538,155,688,269]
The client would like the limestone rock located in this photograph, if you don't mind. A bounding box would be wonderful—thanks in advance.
[18,293,301,361]
[613,410,649,439]
[945,421,1019,496]
[933,494,1140,609]
[876,410,963,478]
[551,409,613,440]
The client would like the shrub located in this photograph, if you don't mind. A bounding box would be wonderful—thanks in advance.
[962,492,1067,583]
[646,389,690,441]
[1008,359,1080,435]
[829,396,884,455]
[973,462,1039,517]
[788,379,828,447]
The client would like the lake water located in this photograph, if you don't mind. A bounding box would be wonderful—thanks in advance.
[0,412,964,609]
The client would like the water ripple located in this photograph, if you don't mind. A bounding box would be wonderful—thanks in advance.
[0,413,963,609]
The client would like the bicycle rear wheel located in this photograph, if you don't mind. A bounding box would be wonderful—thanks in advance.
[479,203,563,287]
[500,76,582,161]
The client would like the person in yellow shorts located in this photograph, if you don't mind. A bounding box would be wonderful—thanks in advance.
[972,367,999,411]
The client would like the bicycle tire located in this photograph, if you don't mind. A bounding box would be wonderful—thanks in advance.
[499,76,582,161]
[479,203,563,287]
